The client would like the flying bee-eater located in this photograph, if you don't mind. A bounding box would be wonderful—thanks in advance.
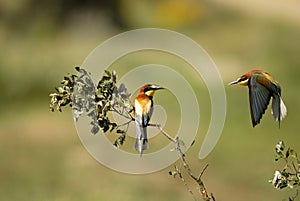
[229,70,287,127]
[134,84,164,156]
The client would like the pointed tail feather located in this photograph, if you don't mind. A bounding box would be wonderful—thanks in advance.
[134,125,148,156]
[271,95,287,125]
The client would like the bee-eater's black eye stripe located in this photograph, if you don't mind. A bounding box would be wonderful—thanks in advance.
[239,77,247,82]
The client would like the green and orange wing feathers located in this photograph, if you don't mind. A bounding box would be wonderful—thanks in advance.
[248,72,272,127]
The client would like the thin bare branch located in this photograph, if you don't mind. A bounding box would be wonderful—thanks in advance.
[148,123,176,143]
[175,165,198,201]
[116,119,134,128]
[149,123,216,201]
[111,106,134,121]
[199,164,209,180]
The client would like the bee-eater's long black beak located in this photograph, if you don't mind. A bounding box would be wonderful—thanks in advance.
[228,80,238,86]
[151,85,164,90]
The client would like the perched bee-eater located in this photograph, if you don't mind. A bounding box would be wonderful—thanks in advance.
[134,84,164,156]
[229,70,287,127]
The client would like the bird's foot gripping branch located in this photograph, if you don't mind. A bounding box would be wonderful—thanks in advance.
[49,67,216,201]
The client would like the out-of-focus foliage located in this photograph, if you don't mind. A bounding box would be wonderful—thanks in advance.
[270,141,300,200]
[119,0,203,28]
[0,0,125,30]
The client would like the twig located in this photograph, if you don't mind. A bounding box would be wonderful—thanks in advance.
[148,123,176,143]
[199,164,209,179]
[290,189,299,201]
[116,119,134,128]
[111,106,134,121]
[149,123,216,201]
[175,165,198,201]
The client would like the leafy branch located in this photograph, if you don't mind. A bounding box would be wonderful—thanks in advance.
[270,141,300,200]
[49,67,134,147]
[49,67,216,201]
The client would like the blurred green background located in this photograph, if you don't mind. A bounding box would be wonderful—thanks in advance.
[1,0,300,200]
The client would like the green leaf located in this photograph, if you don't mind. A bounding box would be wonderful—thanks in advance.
[276,140,285,153]
[113,141,119,148]
[178,139,186,147]
[287,181,295,189]
[75,66,80,72]
[104,70,111,77]
[168,170,177,176]
[275,152,283,161]
[116,129,125,134]
[118,135,126,145]
[289,149,298,158]
[118,83,125,92]
[112,70,117,83]
[286,148,290,158]
[103,124,109,133]
[110,123,117,132]
[91,125,99,134]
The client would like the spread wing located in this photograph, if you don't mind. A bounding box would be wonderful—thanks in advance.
[248,75,272,127]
